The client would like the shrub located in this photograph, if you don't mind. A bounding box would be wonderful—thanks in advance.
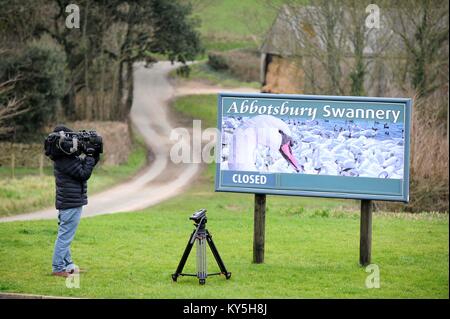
[207,51,229,70]
[380,88,449,213]
[224,49,260,82]
[406,90,449,212]
[207,49,260,82]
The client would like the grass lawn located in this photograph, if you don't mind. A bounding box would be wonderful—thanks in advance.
[0,134,147,217]
[193,0,285,51]
[170,61,260,92]
[0,164,448,298]
[172,94,221,128]
[0,94,448,298]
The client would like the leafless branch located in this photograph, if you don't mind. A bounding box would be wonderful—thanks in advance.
[0,76,29,134]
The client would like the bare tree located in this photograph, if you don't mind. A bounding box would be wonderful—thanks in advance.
[341,0,395,96]
[0,77,28,135]
[344,0,371,96]
[387,0,449,97]
[272,1,396,96]
[283,0,347,95]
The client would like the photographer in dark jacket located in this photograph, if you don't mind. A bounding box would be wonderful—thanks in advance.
[51,125,99,277]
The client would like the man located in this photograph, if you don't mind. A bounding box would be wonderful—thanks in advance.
[50,125,100,277]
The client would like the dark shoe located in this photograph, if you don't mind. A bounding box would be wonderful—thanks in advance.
[52,271,70,278]
[69,267,87,274]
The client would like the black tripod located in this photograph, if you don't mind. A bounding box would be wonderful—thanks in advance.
[172,209,231,285]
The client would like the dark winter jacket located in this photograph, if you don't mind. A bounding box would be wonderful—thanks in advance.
[53,155,97,210]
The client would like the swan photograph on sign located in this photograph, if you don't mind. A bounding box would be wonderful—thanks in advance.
[220,115,405,179]
[215,93,411,202]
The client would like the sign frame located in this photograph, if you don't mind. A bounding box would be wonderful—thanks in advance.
[215,92,412,203]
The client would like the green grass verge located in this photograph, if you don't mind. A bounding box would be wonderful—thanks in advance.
[171,62,260,90]
[172,94,219,128]
[0,165,448,298]
[0,133,147,217]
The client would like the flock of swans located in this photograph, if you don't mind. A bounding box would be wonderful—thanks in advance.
[220,115,404,179]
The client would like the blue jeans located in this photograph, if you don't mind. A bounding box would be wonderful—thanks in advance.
[52,207,82,273]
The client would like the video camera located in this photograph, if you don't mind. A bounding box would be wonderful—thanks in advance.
[44,130,103,160]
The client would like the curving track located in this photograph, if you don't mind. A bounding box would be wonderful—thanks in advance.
[0,61,258,223]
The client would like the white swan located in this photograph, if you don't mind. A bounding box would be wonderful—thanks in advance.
[227,115,301,172]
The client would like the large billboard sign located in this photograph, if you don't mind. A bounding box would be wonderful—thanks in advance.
[215,93,411,202]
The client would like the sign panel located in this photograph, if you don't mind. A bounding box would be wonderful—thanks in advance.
[215,93,411,202]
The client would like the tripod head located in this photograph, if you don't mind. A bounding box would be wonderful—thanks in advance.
[189,209,207,244]
[190,209,207,227]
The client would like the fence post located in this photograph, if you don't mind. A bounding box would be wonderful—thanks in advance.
[11,153,15,179]
[39,154,44,176]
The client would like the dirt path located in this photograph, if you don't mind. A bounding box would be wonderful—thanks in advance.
[0,62,258,223]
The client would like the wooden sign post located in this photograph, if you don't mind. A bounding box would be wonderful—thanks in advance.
[216,93,411,266]
[359,199,373,266]
[253,193,266,264]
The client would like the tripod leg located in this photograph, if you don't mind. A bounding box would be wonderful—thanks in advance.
[197,236,207,285]
[172,230,196,281]
[206,230,231,279]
